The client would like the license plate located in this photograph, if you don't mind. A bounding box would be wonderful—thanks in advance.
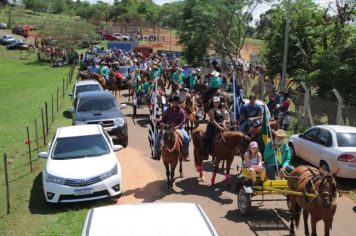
[74,188,93,196]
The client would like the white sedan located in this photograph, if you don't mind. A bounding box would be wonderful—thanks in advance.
[39,124,123,203]
[289,125,356,179]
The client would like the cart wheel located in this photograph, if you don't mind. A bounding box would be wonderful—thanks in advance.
[238,188,251,216]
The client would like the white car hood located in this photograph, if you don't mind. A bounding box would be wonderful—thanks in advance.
[46,154,118,179]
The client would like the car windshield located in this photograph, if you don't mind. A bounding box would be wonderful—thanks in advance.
[75,84,101,96]
[77,97,116,112]
[52,134,109,160]
[336,133,356,147]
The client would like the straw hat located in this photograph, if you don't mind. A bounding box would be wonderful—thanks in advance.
[273,129,287,138]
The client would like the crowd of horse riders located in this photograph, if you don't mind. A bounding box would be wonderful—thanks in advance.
[76,46,295,184]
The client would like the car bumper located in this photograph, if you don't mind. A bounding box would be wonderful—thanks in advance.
[43,174,121,203]
[336,163,356,179]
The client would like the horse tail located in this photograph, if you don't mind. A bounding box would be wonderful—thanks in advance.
[294,202,302,228]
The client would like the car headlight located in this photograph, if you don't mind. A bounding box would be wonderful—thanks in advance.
[46,172,65,185]
[75,121,86,125]
[100,165,118,180]
[114,118,125,126]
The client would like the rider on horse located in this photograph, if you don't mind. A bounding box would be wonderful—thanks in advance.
[238,94,262,132]
[203,96,229,157]
[156,96,191,161]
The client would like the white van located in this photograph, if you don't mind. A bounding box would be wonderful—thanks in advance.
[81,202,218,236]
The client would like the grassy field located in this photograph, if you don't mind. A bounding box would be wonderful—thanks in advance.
[0,45,101,235]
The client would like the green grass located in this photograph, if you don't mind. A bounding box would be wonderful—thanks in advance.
[244,37,265,46]
[0,7,75,28]
[0,46,102,236]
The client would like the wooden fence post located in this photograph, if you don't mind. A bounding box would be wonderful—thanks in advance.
[34,118,39,154]
[26,126,32,173]
[62,78,65,98]
[41,108,46,146]
[56,87,59,112]
[3,153,10,214]
[45,102,49,135]
[51,94,54,123]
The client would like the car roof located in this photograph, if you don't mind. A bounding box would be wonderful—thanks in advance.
[57,125,101,138]
[77,90,113,99]
[243,98,266,105]
[316,125,356,133]
[75,80,100,86]
[82,203,217,236]
[4,35,13,38]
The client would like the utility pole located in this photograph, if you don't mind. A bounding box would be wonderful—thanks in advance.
[281,0,291,92]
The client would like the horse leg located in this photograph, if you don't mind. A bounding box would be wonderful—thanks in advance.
[211,157,220,186]
[288,197,297,236]
[224,156,233,187]
[164,162,171,189]
[303,210,310,236]
[179,154,183,178]
[311,216,317,236]
[170,161,178,188]
[323,218,333,236]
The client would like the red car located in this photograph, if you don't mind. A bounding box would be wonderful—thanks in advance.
[103,33,118,41]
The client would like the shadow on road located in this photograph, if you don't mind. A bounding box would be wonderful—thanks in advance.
[175,177,234,205]
[122,180,173,202]
[29,172,114,215]
[225,207,290,236]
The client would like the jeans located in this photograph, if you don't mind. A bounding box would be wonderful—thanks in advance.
[265,164,294,180]
[238,120,249,132]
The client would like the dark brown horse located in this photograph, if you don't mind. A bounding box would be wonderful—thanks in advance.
[287,166,338,236]
[161,125,184,189]
[192,124,251,185]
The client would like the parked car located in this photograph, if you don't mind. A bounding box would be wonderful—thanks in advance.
[12,26,25,36]
[0,35,16,45]
[69,91,128,147]
[0,22,7,29]
[289,125,356,179]
[69,80,103,105]
[102,33,118,41]
[112,33,130,41]
[6,40,29,50]
[81,203,218,236]
[38,124,123,203]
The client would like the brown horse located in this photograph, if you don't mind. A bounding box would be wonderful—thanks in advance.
[183,96,197,134]
[161,125,184,189]
[77,71,107,89]
[287,166,338,236]
[192,124,251,185]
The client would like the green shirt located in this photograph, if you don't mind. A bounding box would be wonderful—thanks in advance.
[99,66,109,77]
[173,72,185,85]
[208,76,221,89]
[189,75,197,88]
[263,140,291,168]
[149,68,161,80]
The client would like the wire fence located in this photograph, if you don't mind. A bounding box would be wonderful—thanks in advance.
[1,63,76,215]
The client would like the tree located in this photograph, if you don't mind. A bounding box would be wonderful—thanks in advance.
[177,0,265,84]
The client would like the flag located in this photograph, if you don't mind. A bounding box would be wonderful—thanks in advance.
[258,107,270,154]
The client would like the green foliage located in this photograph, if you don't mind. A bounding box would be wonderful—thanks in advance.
[262,0,356,101]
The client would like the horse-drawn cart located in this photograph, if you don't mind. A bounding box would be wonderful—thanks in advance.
[235,166,318,216]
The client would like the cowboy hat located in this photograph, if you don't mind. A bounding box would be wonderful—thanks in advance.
[273,129,287,138]
[213,96,220,103]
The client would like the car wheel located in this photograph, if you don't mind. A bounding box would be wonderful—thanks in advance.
[120,136,128,148]
[320,161,330,172]
[288,142,297,159]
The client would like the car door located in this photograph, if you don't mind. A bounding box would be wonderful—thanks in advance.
[311,128,333,166]
[297,128,320,162]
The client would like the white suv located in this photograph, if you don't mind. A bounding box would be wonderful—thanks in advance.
[39,124,123,203]
[112,33,130,41]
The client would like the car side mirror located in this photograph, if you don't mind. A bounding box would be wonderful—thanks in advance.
[68,93,73,97]
[67,107,75,113]
[120,104,127,109]
[113,145,123,152]
[299,134,303,138]
[38,152,48,159]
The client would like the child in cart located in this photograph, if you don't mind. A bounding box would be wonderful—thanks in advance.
[244,141,266,184]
